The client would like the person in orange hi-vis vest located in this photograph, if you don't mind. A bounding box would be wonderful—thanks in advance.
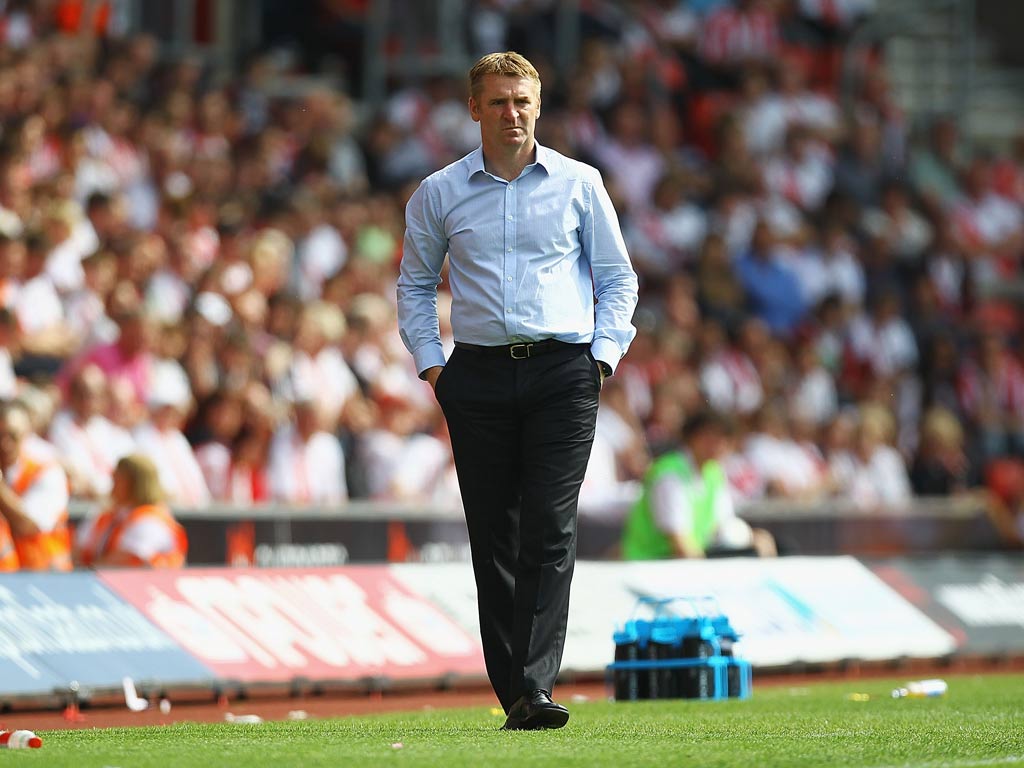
[74,454,187,568]
[0,401,72,571]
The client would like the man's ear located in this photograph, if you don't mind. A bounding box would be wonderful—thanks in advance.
[468,96,480,123]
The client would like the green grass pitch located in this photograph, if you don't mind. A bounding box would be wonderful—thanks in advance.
[13,674,1024,768]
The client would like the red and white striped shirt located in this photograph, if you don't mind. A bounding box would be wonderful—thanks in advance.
[701,6,780,65]
[958,354,1024,421]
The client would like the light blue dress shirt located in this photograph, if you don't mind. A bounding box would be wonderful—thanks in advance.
[398,144,639,376]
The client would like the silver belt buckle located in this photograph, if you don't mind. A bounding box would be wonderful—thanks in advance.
[509,343,532,360]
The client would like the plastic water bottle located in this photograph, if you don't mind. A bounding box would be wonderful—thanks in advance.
[0,729,43,749]
[891,679,948,699]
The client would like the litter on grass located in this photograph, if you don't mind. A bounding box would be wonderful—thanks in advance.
[122,677,149,712]
[224,713,264,724]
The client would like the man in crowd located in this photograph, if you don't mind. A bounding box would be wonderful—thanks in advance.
[0,400,72,571]
[623,410,776,560]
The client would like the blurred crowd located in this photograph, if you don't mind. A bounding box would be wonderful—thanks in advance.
[0,0,1023,546]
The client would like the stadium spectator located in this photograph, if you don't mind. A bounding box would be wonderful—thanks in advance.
[278,300,359,427]
[694,232,745,327]
[788,335,839,427]
[0,399,72,571]
[762,123,835,212]
[343,292,430,409]
[360,395,450,502]
[735,219,807,335]
[802,220,865,309]
[833,114,890,207]
[0,309,17,400]
[700,0,780,86]
[862,179,933,266]
[63,249,119,348]
[844,403,913,510]
[74,453,188,568]
[193,388,245,501]
[214,380,276,505]
[48,363,134,499]
[623,409,776,559]
[992,131,1024,205]
[957,332,1024,462]
[951,156,1024,276]
[743,55,840,158]
[133,362,211,507]
[14,230,77,367]
[910,407,970,495]
[909,116,963,214]
[698,317,764,416]
[42,198,97,294]
[744,401,830,500]
[268,394,346,504]
[223,425,272,505]
[592,102,663,215]
[580,378,650,521]
[626,172,708,277]
[846,290,918,382]
[58,305,156,407]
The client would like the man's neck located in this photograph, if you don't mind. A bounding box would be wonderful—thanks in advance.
[483,142,537,182]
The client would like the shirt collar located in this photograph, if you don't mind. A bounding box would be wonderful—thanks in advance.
[466,146,486,179]
[466,142,556,181]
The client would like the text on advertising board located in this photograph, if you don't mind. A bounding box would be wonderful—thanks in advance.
[99,567,485,682]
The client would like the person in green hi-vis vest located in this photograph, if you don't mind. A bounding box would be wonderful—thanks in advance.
[623,410,776,560]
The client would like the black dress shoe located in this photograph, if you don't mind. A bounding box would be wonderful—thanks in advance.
[502,690,569,730]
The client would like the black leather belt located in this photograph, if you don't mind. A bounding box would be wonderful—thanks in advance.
[454,339,578,360]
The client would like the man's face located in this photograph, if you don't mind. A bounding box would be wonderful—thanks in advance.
[72,368,107,419]
[0,409,29,470]
[691,429,727,467]
[469,74,540,156]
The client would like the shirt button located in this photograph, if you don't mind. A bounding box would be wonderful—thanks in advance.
[507,215,513,221]
[506,307,512,313]
[507,247,512,252]
[507,276,513,282]
[509,183,515,190]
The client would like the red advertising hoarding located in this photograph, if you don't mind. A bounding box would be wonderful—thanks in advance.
[99,567,485,683]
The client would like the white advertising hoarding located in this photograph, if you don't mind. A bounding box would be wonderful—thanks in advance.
[392,557,957,672]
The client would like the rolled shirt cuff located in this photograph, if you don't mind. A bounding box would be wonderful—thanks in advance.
[590,337,622,374]
[413,342,448,380]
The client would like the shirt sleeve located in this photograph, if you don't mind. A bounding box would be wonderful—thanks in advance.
[712,480,737,523]
[117,518,177,561]
[397,179,449,376]
[314,433,347,503]
[266,432,293,502]
[20,464,70,533]
[582,174,639,372]
[650,473,694,537]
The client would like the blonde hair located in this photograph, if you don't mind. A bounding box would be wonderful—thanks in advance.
[248,228,292,273]
[115,454,165,505]
[468,51,541,98]
[921,406,964,448]
[858,403,895,444]
[300,300,347,343]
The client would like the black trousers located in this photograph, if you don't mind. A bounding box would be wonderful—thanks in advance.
[435,342,601,712]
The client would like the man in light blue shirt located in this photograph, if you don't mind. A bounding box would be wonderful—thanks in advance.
[398,51,638,730]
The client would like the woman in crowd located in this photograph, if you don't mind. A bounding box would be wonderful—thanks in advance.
[74,453,187,568]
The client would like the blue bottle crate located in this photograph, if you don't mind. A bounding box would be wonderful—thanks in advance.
[607,596,752,702]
